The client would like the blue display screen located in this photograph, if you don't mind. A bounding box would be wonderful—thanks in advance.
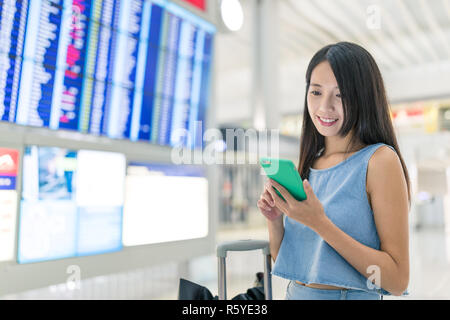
[0,0,215,149]
[17,145,126,263]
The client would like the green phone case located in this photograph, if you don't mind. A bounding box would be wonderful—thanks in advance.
[259,157,307,201]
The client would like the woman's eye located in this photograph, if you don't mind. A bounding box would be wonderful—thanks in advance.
[336,93,341,98]
[310,90,321,96]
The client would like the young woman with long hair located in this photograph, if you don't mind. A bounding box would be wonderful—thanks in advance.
[257,42,410,300]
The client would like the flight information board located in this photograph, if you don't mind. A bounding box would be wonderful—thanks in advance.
[0,0,215,149]
[123,162,208,246]
[18,145,126,263]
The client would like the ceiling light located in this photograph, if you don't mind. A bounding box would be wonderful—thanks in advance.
[220,0,244,31]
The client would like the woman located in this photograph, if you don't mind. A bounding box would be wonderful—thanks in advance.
[257,42,410,300]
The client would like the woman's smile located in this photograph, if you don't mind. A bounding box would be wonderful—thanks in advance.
[316,115,339,127]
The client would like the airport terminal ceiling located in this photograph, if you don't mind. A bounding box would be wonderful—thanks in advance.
[214,0,450,125]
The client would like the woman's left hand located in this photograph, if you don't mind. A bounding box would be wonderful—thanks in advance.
[265,178,328,232]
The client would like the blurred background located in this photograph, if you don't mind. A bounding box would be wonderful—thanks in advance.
[0,0,450,300]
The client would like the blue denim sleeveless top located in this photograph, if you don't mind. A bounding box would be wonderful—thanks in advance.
[272,143,405,296]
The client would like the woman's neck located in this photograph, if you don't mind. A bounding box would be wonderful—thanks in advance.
[323,133,364,157]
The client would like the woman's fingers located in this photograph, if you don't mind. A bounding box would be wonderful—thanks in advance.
[257,198,272,211]
[265,182,289,213]
[269,179,294,203]
[258,199,283,221]
[264,181,276,203]
[262,189,274,206]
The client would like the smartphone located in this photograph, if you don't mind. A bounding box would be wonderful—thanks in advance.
[259,157,307,201]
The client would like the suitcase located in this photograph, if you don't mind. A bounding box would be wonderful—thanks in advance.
[216,239,273,300]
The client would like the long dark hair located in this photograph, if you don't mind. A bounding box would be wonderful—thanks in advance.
[298,42,411,204]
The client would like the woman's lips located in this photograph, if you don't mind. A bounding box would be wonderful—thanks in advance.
[317,116,338,127]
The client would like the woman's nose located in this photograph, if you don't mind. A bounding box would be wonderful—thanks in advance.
[318,94,335,112]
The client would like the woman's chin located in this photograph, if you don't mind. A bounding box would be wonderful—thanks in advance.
[315,126,341,137]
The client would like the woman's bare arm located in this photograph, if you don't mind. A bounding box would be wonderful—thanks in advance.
[267,216,284,262]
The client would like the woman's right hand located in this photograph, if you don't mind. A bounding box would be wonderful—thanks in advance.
[257,181,283,221]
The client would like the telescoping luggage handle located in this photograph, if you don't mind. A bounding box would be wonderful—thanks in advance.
[216,239,272,300]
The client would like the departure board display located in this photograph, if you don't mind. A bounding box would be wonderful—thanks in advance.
[0,0,215,149]
[18,145,126,263]
[123,162,208,246]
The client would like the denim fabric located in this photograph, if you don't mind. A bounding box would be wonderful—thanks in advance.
[272,143,407,296]
[285,281,381,300]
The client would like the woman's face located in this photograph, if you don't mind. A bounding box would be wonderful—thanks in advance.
[307,61,344,137]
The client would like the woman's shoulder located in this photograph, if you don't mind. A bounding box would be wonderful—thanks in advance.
[369,144,399,166]
[366,144,403,192]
